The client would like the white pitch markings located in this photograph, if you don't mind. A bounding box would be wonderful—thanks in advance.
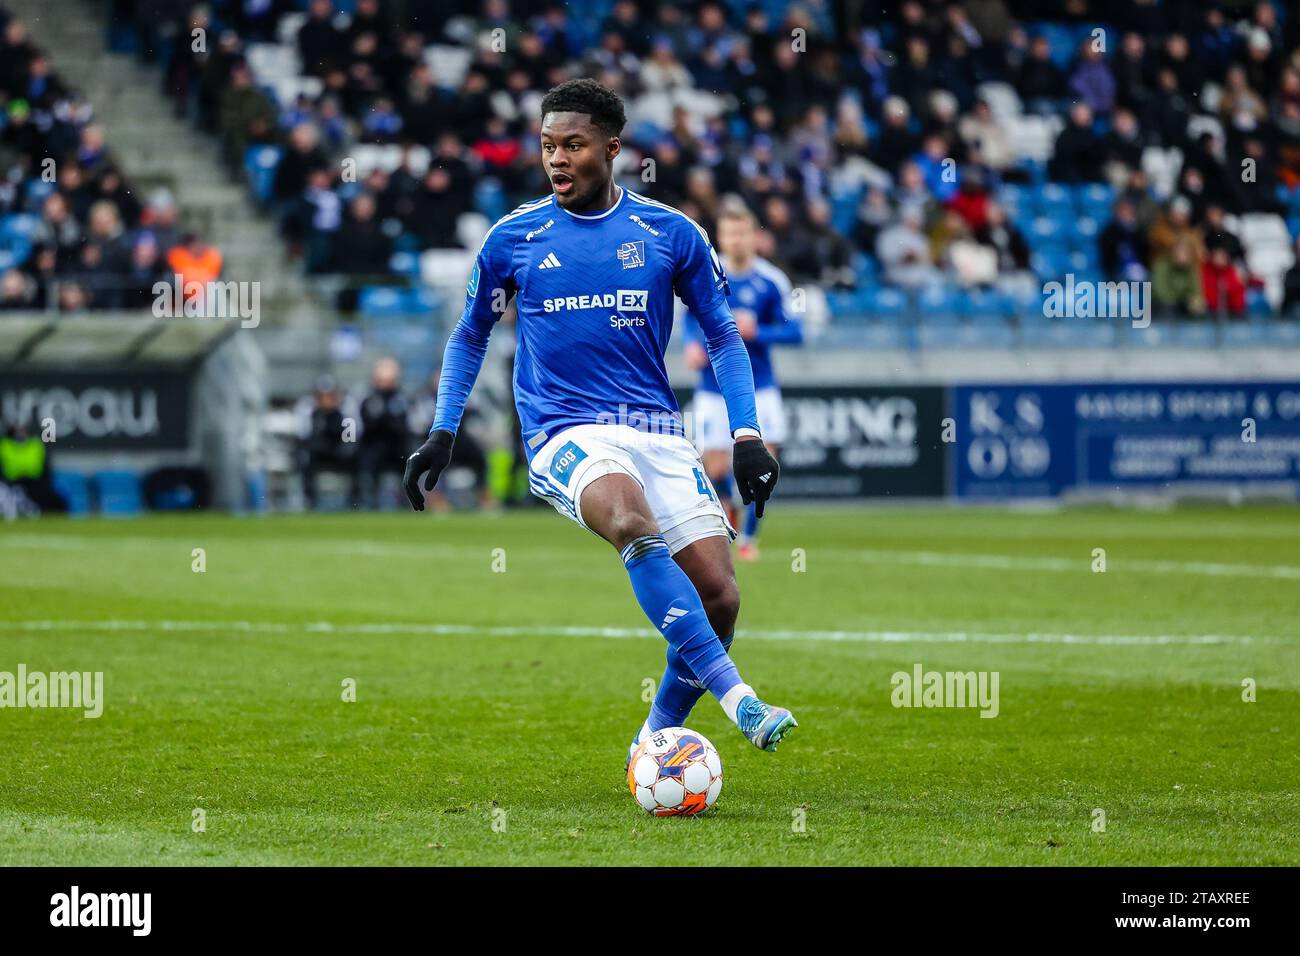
[0,620,1278,646]
[9,536,1299,579]
[836,549,1300,580]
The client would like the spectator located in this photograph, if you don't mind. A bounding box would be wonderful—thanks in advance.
[1099,199,1150,282]
[877,205,941,290]
[1148,196,1204,267]
[218,60,277,168]
[975,202,1033,294]
[0,269,38,311]
[958,99,1013,172]
[1282,236,1300,318]
[1069,40,1116,116]
[787,199,855,289]
[297,376,359,510]
[1017,35,1066,114]
[166,233,224,303]
[1152,239,1207,317]
[1201,246,1246,317]
[1100,108,1144,177]
[1201,204,1245,264]
[298,0,344,77]
[273,123,329,204]
[411,167,468,250]
[1050,102,1103,183]
[0,420,66,513]
[356,357,411,509]
[333,193,392,274]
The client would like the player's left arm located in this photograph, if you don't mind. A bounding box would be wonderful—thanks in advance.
[754,269,804,346]
[673,219,780,514]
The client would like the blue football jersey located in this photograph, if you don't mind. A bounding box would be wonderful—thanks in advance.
[433,187,760,459]
[684,258,802,394]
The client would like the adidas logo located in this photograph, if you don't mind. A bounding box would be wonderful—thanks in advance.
[537,251,562,269]
[759,472,773,484]
[660,607,687,629]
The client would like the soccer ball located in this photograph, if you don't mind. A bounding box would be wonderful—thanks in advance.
[627,726,723,816]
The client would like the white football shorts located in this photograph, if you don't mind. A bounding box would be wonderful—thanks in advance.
[691,386,787,453]
[527,423,736,554]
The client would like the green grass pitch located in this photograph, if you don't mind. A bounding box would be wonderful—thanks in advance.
[1,504,1297,865]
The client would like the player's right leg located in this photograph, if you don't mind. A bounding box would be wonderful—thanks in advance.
[578,471,755,722]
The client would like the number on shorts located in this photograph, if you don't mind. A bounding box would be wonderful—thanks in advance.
[693,468,715,501]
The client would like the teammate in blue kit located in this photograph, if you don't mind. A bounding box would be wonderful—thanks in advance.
[683,200,803,562]
[403,79,797,755]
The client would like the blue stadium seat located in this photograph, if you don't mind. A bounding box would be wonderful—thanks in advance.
[965,287,1016,319]
[358,286,407,316]
[1037,183,1074,218]
[997,183,1035,218]
[861,286,910,320]
[853,252,880,284]
[388,251,419,277]
[1033,23,1078,68]
[831,186,863,235]
[52,471,90,516]
[1246,288,1273,317]
[1031,243,1072,280]
[1074,182,1115,219]
[1,212,41,240]
[917,286,963,323]
[94,471,142,517]
[1028,216,1068,244]
[473,179,507,222]
[1072,216,1100,243]
[23,179,56,209]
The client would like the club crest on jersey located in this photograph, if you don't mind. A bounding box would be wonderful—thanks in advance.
[617,240,646,269]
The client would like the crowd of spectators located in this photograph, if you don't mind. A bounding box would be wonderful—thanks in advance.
[106,0,1300,319]
[0,6,223,313]
[292,355,493,509]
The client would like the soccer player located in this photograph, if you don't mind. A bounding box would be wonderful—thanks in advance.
[683,199,803,562]
[403,79,797,754]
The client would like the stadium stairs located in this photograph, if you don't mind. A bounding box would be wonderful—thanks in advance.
[10,0,330,387]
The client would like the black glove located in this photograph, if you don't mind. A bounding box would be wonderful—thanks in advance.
[403,430,455,511]
[732,437,779,518]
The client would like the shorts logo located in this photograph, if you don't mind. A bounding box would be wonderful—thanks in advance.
[548,441,588,485]
[617,240,645,269]
[616,289,648,311]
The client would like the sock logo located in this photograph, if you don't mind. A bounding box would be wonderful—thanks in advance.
[660,607,687,629]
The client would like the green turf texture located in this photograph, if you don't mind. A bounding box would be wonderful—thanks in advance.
[1,504,1296,865]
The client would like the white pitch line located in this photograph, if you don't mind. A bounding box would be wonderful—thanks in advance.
[8,534,1300,580]
[836,549,1300,580]
[0,619,1278,646]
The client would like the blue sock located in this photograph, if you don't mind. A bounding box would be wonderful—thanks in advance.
[713,470,734,503]
[621,535,742,707]
[648,633,734,731]
[742,502,760,540]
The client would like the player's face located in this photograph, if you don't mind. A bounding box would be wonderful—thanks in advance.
[717,216,755,262]
[540,112,619,211]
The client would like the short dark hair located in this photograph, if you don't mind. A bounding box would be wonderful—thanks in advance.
[539,78,626,138]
